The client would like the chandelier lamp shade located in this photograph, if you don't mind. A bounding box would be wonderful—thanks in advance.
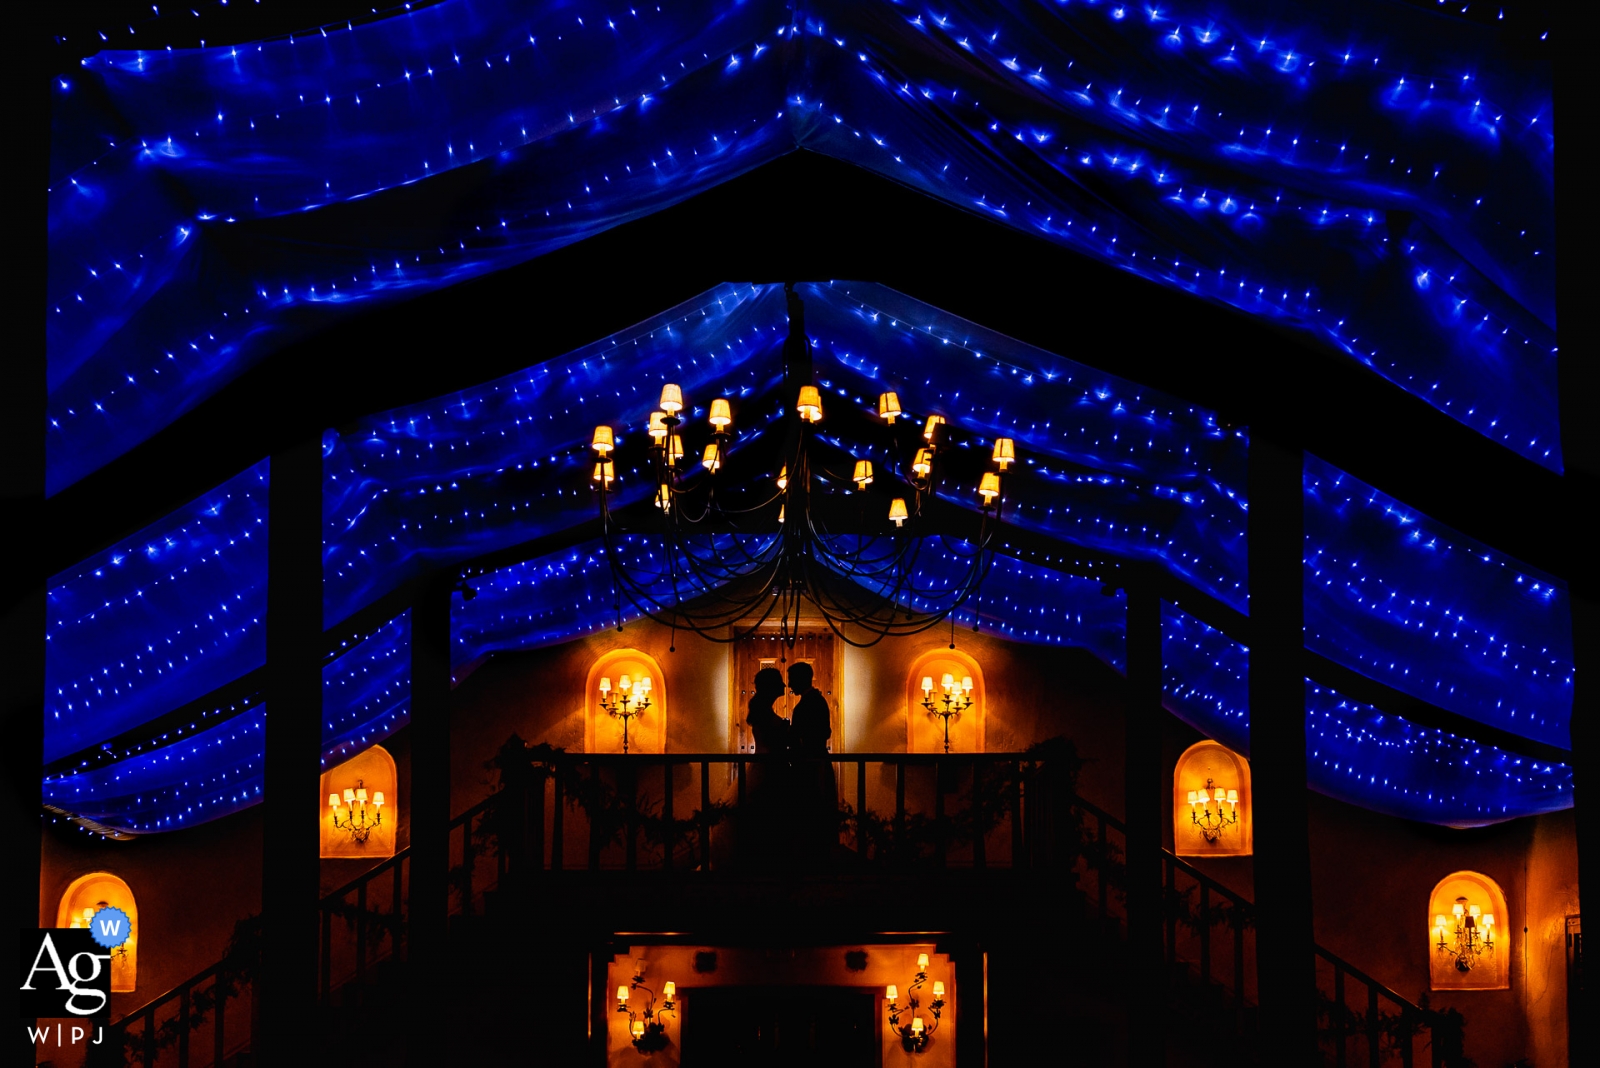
[329,779,384,845]
[587,283,1015,650]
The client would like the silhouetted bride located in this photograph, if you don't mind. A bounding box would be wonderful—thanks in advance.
[739,668,790,867]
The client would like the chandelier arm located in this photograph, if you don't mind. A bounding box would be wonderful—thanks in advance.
[703,486,785,515]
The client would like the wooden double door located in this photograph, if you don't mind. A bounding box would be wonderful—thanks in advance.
[732,629,839,755]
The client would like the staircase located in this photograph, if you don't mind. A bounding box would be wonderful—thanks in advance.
[98,752,1462,1067]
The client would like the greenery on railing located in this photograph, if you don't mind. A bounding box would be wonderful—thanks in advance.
[1315,991,1468,1068]
[101,914,263,1066]
[844,737,1089,867]
[484,736,737,867]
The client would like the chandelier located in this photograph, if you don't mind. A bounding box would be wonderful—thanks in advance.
[591,284,1012,650]
[1185,777,1239,843]
[1435,896,1496,972]
[885,953,946,1053]
[327,779,385,844]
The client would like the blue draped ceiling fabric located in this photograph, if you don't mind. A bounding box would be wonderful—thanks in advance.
[44,2,1564,834]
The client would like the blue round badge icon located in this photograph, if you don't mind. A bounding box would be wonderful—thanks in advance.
[88,906,133,950]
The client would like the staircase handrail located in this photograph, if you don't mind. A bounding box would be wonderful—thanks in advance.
[1063,789,1431,1017]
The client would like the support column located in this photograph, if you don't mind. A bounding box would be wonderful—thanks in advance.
[1555,54,1593,1068]
[1124,584,1167,1064]
[1555,18,1596,1061]
[258,437,324,1061]
[7,55,46,1060]
[1248,436,1318,1063]
[407,576,453,1063]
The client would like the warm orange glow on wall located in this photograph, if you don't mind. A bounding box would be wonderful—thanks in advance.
[58,873,138,992]
[905,649,985,753]
[320,745,398,859]
[1428,870,1510,991]
[1172,740,1252,856]
[586,649,668,754]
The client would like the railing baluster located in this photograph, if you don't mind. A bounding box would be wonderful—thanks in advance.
[1334,963,1347,1068]
[319,904,332,1002]
[1399,1006,1415,1068]
[177,985,190,1067]
[1367,982,1381,1068]
[551,764,565,871]
[1200,883,1212,987]
[624,765,638,872]
[356,882,368,994]
[700,761,713,871]
[463,811,476,906]
[856,759,867,838]
[143,1006,156,1067]
[895,761,906,833]
[661,759,675,871]
[214,974,226,1067]
[1010,761,1024,867]
[528,765,547,877]
[588,766,603,871]
[1096,812,1107,918]
[972,759,987,870]
[394,857,406,962]
[1233,921,1245,1023]
[1165,853,1177,965]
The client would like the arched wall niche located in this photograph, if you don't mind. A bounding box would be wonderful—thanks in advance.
[905,648,986,754]
[320,745,398,859]
[1172,740,1253,857]
[1428,870,1510,991]
[586,648,667,754]
[58,873,139,991]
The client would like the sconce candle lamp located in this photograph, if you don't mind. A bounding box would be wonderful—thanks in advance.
[618,972,677,1054]
[1186,777,1239,844]
[329,779,385,844]
[886,953,945,1053]
[921,673,974,753]
[599,674,653,753]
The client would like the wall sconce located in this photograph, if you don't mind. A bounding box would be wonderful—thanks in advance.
[617,974,677,1054]
[328,779,384,844]
[1186,777,1238,843]
[921,673,973,753]
[69,901,131,964]
[1435,896,1496,973]
[599,674,653,753]
[885,953,945,1053]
